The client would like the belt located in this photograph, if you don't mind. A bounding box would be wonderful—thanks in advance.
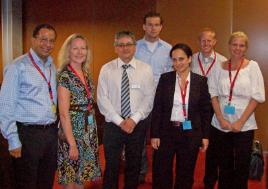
[17,121,58,129]
[170,121,182,127]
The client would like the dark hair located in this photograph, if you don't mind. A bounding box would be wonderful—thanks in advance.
[143,12,163,24]
[114,31,136,46]
[169,43,193,58]
[32,24,57,38]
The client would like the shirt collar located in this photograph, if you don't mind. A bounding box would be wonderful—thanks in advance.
[199,50,215,63]
[30,48,53,67]
[117,57,136,69]
[141,37,164,48]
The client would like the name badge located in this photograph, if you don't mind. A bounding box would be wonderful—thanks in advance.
[131,84,140,89]
[51,104,57,114]
[87,115,94,125]
[224,105,235,115]
[183,120,192,130]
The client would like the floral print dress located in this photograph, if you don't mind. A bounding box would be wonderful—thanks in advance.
[57,67,101,185]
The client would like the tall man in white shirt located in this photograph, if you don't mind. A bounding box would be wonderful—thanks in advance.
[191,28,226,189]
[135,12,172,183]
[97,31,155,189]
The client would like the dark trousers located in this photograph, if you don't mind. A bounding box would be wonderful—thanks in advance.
[13,124,58,189]
[0,134,15,189]
[140,114,151,177]
[212,127,253,189]
[102,121,146,189]
[204,125,218,189]
[152,125,200,189]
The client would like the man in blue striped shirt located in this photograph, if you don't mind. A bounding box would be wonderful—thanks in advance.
[135,12,172,184]
[0,24,57,189]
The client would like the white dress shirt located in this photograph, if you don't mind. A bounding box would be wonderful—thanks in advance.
[191,51,226,78]
[170,72,191,122]
[97,57,155,126]
[208,60,265,132]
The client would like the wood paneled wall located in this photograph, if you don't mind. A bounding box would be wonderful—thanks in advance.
[1,0,267,149]
[157,0,232,56]
[22,0,157,85]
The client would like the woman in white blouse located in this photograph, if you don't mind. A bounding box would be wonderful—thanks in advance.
[208,31,265,189]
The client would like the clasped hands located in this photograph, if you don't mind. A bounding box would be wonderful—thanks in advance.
[219,118,243,132]
[120,118,136,134]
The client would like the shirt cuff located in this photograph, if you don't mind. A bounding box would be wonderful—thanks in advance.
[112,114,124,127]
[8,134,22,151]
[130,112,142,124]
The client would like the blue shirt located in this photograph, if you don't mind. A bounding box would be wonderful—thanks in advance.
[135,38,172,84]
[0,49,57,150]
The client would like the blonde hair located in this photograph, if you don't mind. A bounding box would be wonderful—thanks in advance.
[198,27,216,40]
[58,33,91,74]
[228,31,249,48]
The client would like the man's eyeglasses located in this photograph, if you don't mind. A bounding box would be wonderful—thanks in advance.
[115,43,135,48]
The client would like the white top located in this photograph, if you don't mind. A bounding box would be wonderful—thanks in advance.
[97,57,155,126]
[145,40,158,53]
[191,51,227,78]
[170,73,191,122]
[208,60,265,132]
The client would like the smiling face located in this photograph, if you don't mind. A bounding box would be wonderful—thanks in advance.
[69,38,87,66]
[199,31,216,56]
[229,36,247,59]
[31,28,56,62]
[143,16,162,41]
[172,48,191,75]
[115,36,136,63]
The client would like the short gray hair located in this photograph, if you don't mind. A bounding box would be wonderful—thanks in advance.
[114,31,136,46]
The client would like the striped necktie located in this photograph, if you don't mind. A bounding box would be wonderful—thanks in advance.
[121,64,131,118]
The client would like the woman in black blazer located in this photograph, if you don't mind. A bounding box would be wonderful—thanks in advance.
[151,43,211,189]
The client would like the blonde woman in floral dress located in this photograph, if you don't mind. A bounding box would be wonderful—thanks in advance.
[57,33,101,189]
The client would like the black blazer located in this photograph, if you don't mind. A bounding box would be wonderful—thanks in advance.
[151,71,211,139]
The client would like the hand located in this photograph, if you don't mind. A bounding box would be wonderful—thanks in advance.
[69,145,79,160]
[200,139,209,152]
[151,138,160,150]
[231,119,243,133]
[218,118,231,130]
[9,147,22,158]
[120,118,136,134]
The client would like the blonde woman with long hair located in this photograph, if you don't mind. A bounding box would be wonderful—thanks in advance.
[57,33,101,189]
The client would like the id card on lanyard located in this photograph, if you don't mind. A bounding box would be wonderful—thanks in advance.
[224,59,244,115]
[179,79,192,130]
[28,52,56,114]
[197,51,216,77]
[68,65,93,132]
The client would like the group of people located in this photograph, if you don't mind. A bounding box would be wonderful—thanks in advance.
[0,11,265,189]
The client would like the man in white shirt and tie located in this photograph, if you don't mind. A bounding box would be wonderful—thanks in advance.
[97,31,155,189]
[191,28,227,189]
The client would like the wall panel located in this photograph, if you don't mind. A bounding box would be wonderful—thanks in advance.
[157,0,232,56]
[23,0,156,85]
